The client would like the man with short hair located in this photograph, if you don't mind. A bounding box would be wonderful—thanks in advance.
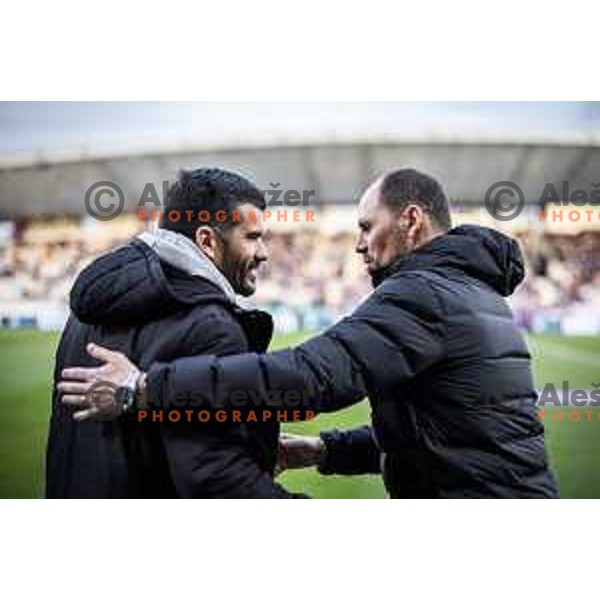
[47,167,297,498]
[59,167,559,498]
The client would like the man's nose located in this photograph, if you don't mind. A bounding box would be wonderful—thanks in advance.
[355,237,366,254]
[256,240,268,262]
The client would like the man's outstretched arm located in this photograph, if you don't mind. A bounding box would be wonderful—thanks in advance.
[59,274,444,420]
[145,327,369,415]
[58,328,369,419]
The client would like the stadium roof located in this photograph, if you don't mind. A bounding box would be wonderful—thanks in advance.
[0,102,599,217]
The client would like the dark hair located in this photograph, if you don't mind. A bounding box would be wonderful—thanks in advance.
[379,168,452,231]
[160,167,266,239]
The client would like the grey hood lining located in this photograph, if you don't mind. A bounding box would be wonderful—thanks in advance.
[138,229,239,303]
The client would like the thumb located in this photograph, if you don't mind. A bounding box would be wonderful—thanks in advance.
[87,343,120,363]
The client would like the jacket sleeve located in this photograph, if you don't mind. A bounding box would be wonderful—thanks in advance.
[318,426,381,475]
[146,274,445,416]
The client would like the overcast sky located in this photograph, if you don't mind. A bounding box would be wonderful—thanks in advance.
[0,102,598,156]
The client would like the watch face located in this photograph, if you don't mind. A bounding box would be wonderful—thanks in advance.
[115,386,134,414]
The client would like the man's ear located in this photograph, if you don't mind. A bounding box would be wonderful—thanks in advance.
[194,226,222,262]
[401,204,427,248]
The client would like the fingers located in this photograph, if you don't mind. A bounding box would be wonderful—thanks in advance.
[57,381,92,394]
[60,389,119,420]
[73,407,101,421]
[61,367,102,382]
[86,343,122,363]
[60,344,129,383]
[61,394,87,407]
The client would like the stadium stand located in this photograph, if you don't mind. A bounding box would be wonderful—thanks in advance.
[1,131,599,334]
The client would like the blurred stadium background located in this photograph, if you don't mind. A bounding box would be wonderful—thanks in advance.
[0,102,599,498]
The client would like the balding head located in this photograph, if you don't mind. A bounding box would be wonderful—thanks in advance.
[356,168,452,278]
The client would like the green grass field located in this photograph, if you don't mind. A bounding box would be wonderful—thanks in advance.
[0,330,599,498]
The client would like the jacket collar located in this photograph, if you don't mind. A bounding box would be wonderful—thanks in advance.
[370,225,525,297]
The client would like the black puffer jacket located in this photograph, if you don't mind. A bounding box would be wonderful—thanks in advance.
[148,225,559,498]
[46,238,294,498]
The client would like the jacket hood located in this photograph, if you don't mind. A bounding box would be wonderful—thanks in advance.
[374,224,525,296]
[70,230,238,326]
[138,229,238,303]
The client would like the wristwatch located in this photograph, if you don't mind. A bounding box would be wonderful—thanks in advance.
[115,385,136,414]
[116,369,145,414]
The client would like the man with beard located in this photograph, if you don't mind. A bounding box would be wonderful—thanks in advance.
[47,167,298,498]
[58,168,559,498]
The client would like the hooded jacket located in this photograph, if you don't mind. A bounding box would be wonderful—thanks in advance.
[147,225,559,498]
[46,229,292,498]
